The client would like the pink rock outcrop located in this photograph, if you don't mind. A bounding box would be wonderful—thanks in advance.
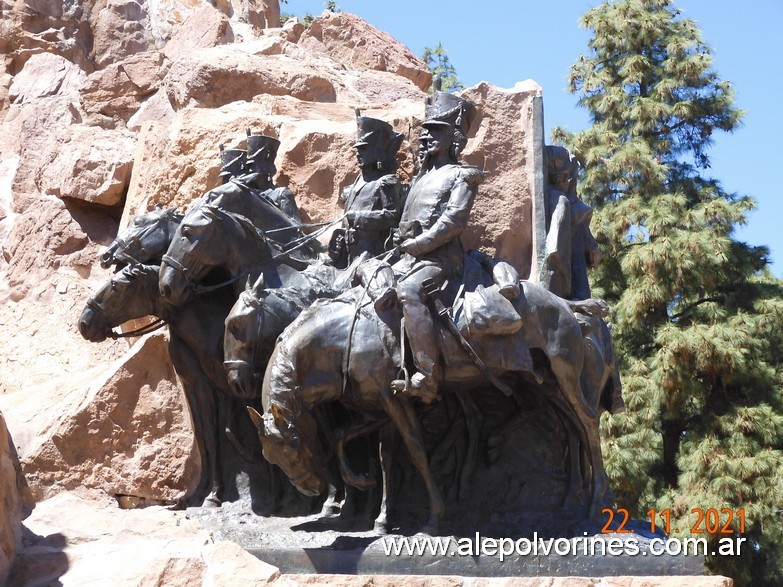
[299,11,431,92]
[461,80,543,277]
[8,492,282,586]
[0,411,29,586]
[0,1,560,579]
[2,332,199,503]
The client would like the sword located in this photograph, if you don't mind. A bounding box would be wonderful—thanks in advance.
[421,277,523,401]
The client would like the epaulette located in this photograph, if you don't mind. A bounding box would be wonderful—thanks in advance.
[379,174,400,188]
[456,165,485,187]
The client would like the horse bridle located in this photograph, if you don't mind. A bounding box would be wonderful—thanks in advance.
[85,283,166,339]
[113,213,176,266]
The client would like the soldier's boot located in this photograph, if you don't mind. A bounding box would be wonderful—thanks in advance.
[400,296,440,404]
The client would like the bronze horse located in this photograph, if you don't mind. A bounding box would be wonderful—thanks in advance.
[253,279,622,534]
[224,273,336,399]
[78,263,235,507]
[159,203,317,307]
[101,207,183,269]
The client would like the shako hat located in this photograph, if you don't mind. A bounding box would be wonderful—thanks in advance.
[219,144,246,178]
[245,128,281,164]
[353,109,400,149]
[422,90,476,136]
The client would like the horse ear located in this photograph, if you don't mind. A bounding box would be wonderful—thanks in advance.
[251,273,265,296]
[247,407,265,434]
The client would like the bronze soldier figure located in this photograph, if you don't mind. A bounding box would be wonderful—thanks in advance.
[394,91,483,403]
[240,130,301,223]
[544,145,601,300]
[330,112,403,267]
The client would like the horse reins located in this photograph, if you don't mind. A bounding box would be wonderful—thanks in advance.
[85,297,167,339]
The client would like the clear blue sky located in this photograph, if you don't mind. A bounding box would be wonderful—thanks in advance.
[286,0,783,276]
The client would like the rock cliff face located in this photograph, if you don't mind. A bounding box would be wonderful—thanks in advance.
[0,0,541,575]
[0,410,30,586]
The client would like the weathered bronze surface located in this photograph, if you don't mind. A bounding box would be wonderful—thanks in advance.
[82,98,622,538]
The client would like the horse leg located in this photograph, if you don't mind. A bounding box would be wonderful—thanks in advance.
[312,407,343,517]
[169,338,222,507]
[380,388,445,534]
[374,424,398,534]
[223,398,258,465]
[320,478,342,518]
[336,419,386,491]
[454,388,483,502]
[550,403,585,511]
[550,354,610,519]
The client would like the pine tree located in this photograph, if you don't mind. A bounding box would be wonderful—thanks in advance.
[421,42,464,92]
[553,1,783,583]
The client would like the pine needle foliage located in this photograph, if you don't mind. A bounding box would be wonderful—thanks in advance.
[553,1,783,583]
[421,42,464,92]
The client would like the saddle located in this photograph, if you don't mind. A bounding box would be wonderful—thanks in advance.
[348,250,536,377]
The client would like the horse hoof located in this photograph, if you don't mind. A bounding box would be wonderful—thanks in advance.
[202,496,222,508]
[418,525,438,536]
[373,521,389,535]
[320,504,341,518]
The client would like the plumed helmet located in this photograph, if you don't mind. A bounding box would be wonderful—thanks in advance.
[219,145,246,178]
[422,90,476,136]
[246,128,281,165]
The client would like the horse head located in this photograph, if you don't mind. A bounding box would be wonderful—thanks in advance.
[79,264,159,342]
[224,274,268,399]
[101,207,182,269]
[224,274,312,399]
[248,403,327,497]
[159,204,275,306]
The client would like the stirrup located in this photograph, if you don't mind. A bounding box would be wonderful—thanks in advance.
[391,374,408,393]
[391,315,410,394]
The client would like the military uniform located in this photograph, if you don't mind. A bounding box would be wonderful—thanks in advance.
[340,174,401,261]
[394,91,482,401]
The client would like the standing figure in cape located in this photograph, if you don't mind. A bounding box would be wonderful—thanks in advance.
[543,145,601,301]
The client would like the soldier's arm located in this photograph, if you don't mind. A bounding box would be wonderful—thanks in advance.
[351,175,401,230]
[276,187,302,224]
[405,168,482,256]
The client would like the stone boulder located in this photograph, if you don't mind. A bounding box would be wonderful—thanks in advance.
[164,47,340,109]
[90,0,159,70]
[2,55,136,209]
[82,51,164,122]
[161,5,232,63]
[7,52,85,105]
[0,411,29,586]
[1,0,96,77]
[1,332,199,503]
[8,491,282,586]
[0,198,128,399]
[299,11,431,92]
[460,80,543,277]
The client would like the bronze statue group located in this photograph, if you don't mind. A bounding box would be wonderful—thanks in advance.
[79,89,624,536]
